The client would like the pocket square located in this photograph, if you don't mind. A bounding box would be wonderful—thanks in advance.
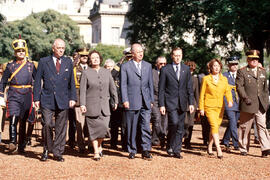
[65,69,69,71]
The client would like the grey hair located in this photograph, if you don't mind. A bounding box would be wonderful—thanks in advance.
[104,59,115,67]
[156,56,167,64]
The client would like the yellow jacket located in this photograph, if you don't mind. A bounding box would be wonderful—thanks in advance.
[199,74,232,110]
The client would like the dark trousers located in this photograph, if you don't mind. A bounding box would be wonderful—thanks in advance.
[68,108,76,145]
[201,115,210,145]
[41,107,68,157]
[151,105,168,144]
[125,108,151,154]
[222,110,240,148]
[110,108,126,149]
[167,109,185,153]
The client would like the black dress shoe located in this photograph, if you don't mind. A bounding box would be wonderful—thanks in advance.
[78,148,86,154]
[128,153,135,159]
[41,150,48,161]
[207,150,214,156]
[217,155,223,159]
[142,151,153,160]
[54,156,65,162]
[93,153,101,161]
[167,149,174,157]
[224,145,231,153]
[99,151,103,157]
[254,139,260,144]
[184,143,192,149]
[261,150,270,158]
[174,153,183,159]
[240,152,247,156]
[18,148,25,154]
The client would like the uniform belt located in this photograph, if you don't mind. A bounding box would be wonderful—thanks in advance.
[10,85,32,88]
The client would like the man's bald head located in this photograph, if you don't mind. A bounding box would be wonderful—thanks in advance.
[52,38,66,58]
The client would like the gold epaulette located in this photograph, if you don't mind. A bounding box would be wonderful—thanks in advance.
[113,65,120,72]
[2,60,13,71]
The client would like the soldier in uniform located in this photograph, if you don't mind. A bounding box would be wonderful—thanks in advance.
[221,56,240,151]
[236,50,270,157]
[0,38,37,153]
[110,47,132,151]
[73,47,89,153]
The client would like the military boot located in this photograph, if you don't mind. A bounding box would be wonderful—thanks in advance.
[25,123,34,146]
[9,115,19,152]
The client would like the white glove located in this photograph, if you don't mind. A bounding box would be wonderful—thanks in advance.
[0,97,6,107]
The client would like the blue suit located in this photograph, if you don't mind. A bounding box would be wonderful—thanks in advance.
[158,63,194,154]
[33,55,76,157]
[222,71,239,148]
[120,60,154,154]
[33,56,76,109]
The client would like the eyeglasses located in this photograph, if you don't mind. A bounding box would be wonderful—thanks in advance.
[158,63,166,65]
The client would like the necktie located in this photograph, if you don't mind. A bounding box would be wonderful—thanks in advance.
[175,65,179,80]
[83,66,86,70]
[137,63,141,75]
[232,73,235,80]
[56,58,61,73]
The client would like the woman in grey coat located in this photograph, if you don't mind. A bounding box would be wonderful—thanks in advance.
[80,50,118,161]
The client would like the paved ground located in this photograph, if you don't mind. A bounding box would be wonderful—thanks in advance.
[0,121,270,179]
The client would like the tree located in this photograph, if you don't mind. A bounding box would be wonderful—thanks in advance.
[0,9,83,63]
[126,0,217,68]
[127,0,270,66]
[90,44,125,64]
[0,13,5,24]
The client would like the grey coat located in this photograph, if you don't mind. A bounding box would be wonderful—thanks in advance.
[80,67,118,117]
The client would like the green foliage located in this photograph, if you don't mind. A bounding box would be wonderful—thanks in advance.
[127,0,270,67]
[90,44,125,64]
[126,0,217,67]
[0,9,83,63]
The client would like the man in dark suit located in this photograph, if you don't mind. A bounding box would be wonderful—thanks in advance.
[151,56,167,149]
[33,38,76,162]
[221,56,240,151]
[159,47,194,159]
[120,43,154,160]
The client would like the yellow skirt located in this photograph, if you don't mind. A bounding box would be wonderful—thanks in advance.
[205,107,224,134]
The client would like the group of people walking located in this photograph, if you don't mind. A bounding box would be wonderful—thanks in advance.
[0,37,270,163]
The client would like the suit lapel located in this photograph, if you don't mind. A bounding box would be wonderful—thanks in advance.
[178,63,185,84]
[47,56,57,74]
[168,64,178,82]
[227,73,234,85]
[130,60,141,77]
[59,57,67,75]
[141,61,146,78]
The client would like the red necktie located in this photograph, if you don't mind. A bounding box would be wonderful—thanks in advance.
[56,58,61,73]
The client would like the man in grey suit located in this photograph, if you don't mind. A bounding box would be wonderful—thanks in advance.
[159,47,194,159]
[120,43,154,160]
[33,39,76,162]
[151,56,167,148]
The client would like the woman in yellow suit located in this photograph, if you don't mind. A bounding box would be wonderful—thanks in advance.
[199,59,233,159]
